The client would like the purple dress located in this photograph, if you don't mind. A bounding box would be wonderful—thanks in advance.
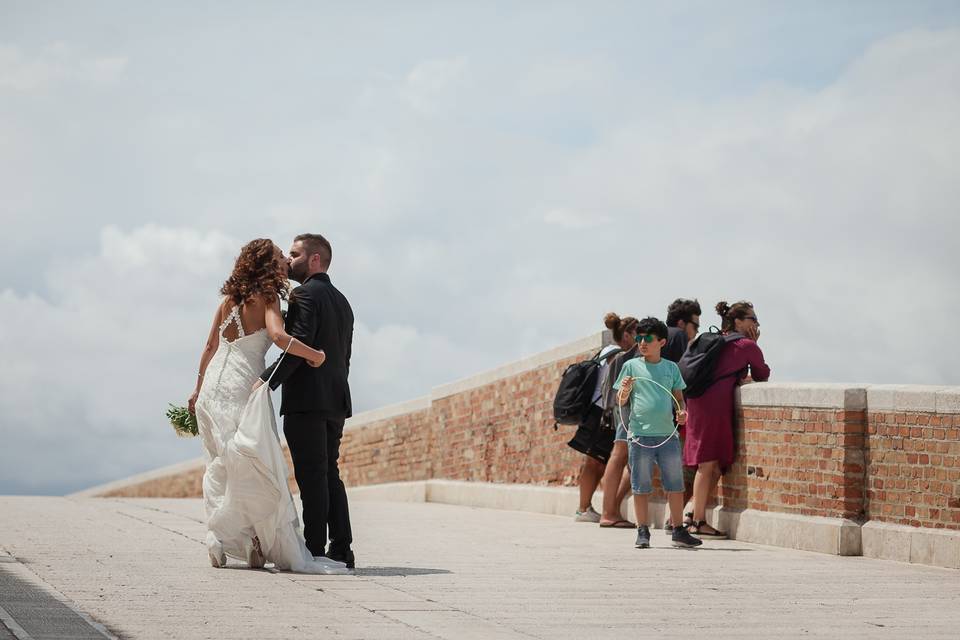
[683,337,770,471]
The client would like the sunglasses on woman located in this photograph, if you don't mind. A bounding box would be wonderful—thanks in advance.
[635,334,657,343]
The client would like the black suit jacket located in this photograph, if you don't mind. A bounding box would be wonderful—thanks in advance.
[261,272,354,418]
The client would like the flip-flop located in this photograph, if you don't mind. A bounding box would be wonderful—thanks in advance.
[599,519,636,529]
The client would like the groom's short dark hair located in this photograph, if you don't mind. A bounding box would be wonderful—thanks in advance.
[295,233,332,270]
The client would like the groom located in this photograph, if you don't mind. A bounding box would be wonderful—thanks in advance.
[255,233,356,568]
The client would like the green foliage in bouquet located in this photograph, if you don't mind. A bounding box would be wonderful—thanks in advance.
[166,404,199,437]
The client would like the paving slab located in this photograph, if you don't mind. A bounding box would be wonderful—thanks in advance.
[0,497,958,639]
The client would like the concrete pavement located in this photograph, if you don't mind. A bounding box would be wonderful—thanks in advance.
[1,496,959,639]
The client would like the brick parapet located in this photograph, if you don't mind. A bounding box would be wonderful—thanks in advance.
[78,337,960,539]
[863,385,960,530]
[722,406,867,521]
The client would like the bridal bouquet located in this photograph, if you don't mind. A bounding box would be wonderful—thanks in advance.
[166,404,198,437]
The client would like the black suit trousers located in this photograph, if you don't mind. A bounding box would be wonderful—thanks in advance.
[283,412,353,556]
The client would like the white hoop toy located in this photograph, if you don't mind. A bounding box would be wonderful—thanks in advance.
[616,376,683,449]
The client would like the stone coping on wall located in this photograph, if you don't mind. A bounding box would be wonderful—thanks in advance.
[344,331,611,431]
[345,396,432,431]
[867,384,960,414]
[430,331,611,400]
[737,382,868,411]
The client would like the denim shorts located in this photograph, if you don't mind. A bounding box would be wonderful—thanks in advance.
[614,421,629,443]
[627,434,685,495]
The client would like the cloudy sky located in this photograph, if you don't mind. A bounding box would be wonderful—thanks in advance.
[2,1,959,495]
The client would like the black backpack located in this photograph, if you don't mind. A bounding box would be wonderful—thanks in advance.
[678,329,744,398]
[552,346,620,428]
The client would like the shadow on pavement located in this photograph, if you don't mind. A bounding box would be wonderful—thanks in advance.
[675,547,754,552]
[355,566,453,577]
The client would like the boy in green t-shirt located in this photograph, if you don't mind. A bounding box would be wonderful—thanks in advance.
[614,317,702,549]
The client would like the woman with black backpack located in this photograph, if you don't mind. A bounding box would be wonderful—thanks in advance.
[570,313,638,523]
[682,301,770,538]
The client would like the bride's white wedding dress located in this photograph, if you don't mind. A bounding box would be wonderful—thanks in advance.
[194,305,348,574]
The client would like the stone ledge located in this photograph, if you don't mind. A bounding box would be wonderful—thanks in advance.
[738,382,868,411]
[344,332,611,429]
[867,384,960,414]
[347,480,428,502]
[346,480,960,569]
[717,508,862,556]
[426,480,581,516]
[862,521,960,569]
[430,331,610,400]
[345,396,431,431]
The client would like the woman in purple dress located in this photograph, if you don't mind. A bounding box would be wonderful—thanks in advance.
[683,300,770,538]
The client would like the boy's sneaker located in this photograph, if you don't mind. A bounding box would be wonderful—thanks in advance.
[574,505,601,523]
[671,526,703,548]
[635,525,651,549]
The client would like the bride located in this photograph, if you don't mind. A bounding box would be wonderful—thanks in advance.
[187,238,348,574]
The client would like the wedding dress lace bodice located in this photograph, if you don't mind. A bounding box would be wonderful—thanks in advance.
[198,305,272,431]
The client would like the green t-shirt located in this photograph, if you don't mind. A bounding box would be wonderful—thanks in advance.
[613,358,686,437]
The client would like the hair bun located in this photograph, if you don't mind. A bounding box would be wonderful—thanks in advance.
[715,301,730,317]
[604,312,622,331]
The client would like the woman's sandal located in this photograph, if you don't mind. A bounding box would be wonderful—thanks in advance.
[689,520,728,539]
[599,519,636,529]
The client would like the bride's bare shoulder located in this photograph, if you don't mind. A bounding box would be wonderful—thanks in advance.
[216,296,234,319]
[251,293,282,310]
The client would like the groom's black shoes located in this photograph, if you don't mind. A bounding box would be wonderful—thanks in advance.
[326,548,355,569]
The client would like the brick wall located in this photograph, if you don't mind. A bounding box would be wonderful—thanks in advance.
[101,466,204,499]
[89,336,960,536]
[339,339,593,489]
[865,391,960,529]
[721,406,867,520]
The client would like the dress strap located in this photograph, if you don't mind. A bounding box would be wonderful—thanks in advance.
[218,305,245,339]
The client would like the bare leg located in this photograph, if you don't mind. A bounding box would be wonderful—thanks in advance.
[578,456,606,511]
[668,471,695,527]
[616,467,631,505]
[692,460,721,522]
[632,493,649,526]
[600,442,629,523]
[667,491,685,528]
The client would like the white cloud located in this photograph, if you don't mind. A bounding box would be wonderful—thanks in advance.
[0,225,238,493]
[543,208,611,229]
[404,57,469,116]
[0,43,126,92]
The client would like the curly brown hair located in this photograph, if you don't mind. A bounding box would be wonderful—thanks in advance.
[716,300,754,333]
[603,312,640,342]
[220,239,290,305]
